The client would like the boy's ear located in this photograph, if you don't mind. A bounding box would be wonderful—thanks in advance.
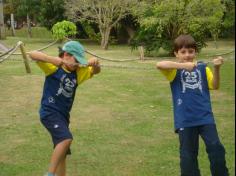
[64,52,70,57]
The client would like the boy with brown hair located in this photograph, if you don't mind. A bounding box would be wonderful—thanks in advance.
[156,34,229,176]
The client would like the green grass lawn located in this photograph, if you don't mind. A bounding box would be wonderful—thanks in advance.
[0,37,235,176]
[5,27,53,39]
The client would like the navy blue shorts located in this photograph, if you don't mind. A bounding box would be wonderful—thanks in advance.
[40,112,73,154]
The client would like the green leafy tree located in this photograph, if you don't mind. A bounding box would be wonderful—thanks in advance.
[221,0,235,37]
[81,21,101,42]
[188,0,224,48]
[132,0,225,55]
[39,0,66,30]
[3,0,17,16]
[17,0,41,37]
[65,0,138,50]
[3,0,20,36]
[51,20,77,41]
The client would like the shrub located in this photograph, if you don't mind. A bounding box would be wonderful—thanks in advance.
[51,20,77,41]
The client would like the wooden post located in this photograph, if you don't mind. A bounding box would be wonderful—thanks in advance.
[18,41,31,74]
[26,13,32,38]
[10,13,15,36]
[138,45,145,61]
[0,0,6,39]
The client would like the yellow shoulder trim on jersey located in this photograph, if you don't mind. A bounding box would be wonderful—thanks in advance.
[36,61,57,76]
[76,66,93,85]
[160,69,177,82]
[206,66,214,90]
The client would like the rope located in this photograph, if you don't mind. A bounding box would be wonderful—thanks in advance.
[3,58,152,71]
[202,50,235,57]
[0,40,59,56]
[0,43,22,63]
[0,46,15,58]
[85,50,140,62]
[142,50,235,61]
[65,38,140,62]
[199,53,235,65]
[58,38,236,63]
[100,64,154,70]
[86,49,235,63]
[36,40,59,52]
[0,39,234,72]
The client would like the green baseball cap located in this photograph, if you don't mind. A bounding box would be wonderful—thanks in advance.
[62,41,88,65]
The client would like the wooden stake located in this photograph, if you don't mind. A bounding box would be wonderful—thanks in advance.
[11,13,15,36]
[138,45,145,61]
[0,0,6,39]
[18,41,31,73]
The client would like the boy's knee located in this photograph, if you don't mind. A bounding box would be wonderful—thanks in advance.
[65,138,73,145]
[59,138,73,147]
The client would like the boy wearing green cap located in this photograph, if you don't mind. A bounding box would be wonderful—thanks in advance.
[29,41,100,176]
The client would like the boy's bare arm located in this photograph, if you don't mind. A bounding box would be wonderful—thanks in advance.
[29,51,62,67]
[156,61,196,71]
[212,56,224,89]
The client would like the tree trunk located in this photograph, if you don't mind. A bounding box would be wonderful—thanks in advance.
[100,27,111,50]
[125,26,135,44]
[213,34,218,49]
[101,32,105,48]
[27,13,32,38]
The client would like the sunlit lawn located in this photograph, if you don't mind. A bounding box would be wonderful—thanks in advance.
[0,35,235,176]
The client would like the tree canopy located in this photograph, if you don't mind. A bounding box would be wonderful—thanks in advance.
[131,0,225,55]
[65,0,138,49]
[2,0,234,52]
[39,0,66,30]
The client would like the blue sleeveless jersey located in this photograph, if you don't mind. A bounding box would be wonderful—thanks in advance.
[170,63,215,130]
[40,68,78,118]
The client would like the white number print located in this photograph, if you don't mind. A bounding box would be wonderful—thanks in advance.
[185,72,197,83]
[181,69,203,93]
[56,74,77,98]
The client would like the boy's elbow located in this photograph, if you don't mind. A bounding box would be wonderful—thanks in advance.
[28,51,37,60]
[93,66,101,75]
[95,69,101,75]
[156,62,168,69]
[211,83,220,90]
[212,85,220,90]
[28,52,33,59]
[212,80,220,90]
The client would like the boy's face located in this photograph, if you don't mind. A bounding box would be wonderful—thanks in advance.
[63,53,78,71]
[174,47,196,62]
